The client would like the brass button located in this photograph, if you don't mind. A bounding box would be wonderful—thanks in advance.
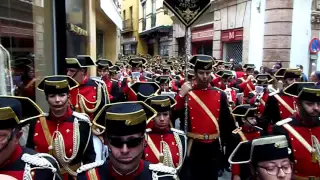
[146,154,148,157]
[295,160,297,163]
[34,133,38,136]
[191,117,194,119]
[31,171,35,176]
[94,87,97,90]
[291,138,294,141]
[294,149,296,152]
[69,149,72,153]
[93,96,96,98]
[37,120,40,123]
[35,146,37,149]
[192,127,195,129]
[188,98,191,101]
[172,142,175,145]
[176,153,179,156]
[280,111,282,114]
[190,107,192,110]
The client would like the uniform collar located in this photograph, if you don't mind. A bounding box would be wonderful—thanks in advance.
[49,106,73,122]
[109,160,144,179]
[80,76,89,85]
[0,145,22,168]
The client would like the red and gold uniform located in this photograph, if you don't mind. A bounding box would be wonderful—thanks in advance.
[145,126,186,169]
[76,101,178,180]
[275,114,320,178]
[175,55,236,180]
[230,105,262,179]
[0,96,60,180]
[274,82,320,178]
[65,56,109,122]
[69,76,108,120]
[27,76,96,180]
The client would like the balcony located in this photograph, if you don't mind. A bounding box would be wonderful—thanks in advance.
[142,18,146,31]
[122,19,133,33]
[151,14,156,27]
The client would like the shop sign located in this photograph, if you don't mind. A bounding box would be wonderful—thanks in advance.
[123,37,136,44]
[221,29,243,42]
[67,23,88,36]
[163,0,211,27]
[192,29,213,42]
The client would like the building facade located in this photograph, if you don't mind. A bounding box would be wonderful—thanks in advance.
[121,0,147,55]
[171,0,318,76]
[138,0,173,56]
[0,0,121,110]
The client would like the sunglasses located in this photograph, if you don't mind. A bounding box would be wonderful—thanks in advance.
[108,136,145,148]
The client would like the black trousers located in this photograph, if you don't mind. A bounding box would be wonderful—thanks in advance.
[187,140,222,180]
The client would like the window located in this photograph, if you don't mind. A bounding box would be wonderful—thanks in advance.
[123,10,126,20]
[96,30,104,59]
[129,6,133,20]
[142,2,146,30]
[160,42,169,56]
[152,0,156,14]
[223,42,243,63]
[123,44,137,55]
[142,2,146,19]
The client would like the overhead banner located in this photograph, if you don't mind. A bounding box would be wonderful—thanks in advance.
[163,0,211,27]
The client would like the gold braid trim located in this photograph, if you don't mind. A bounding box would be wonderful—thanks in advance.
[162,141,174,168]
[79,83,102,114]
[88,168,99,180]
[173,132,183,170]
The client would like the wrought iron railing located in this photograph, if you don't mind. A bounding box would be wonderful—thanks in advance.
[123,19,133,31]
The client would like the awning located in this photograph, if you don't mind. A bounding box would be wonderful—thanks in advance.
[100,0,123,30]
[139,25,172,37]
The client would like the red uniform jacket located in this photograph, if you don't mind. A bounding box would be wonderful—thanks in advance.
[26,107,96,179]
[274,114,320,177]
[175,84,235,144]
[262,91,296,133]
[69,76,108,120]
[144,124,186,169]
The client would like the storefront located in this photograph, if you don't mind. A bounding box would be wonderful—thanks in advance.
[122,37,137,55]
[0,0,55,109]
[191,24,213,56]
[221,28,243,64]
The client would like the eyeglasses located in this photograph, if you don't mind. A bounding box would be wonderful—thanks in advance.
[257,163,293,176]
[108,136,144,148]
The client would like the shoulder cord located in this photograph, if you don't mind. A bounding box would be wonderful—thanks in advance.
[22,153,61,180]
[79,82,102,113]
[52,118,80,176]
[172,132,183,170]
[152,172,179,180]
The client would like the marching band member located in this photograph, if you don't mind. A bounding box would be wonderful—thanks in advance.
[261,68,302,133]
[27,76,97,179]
[229,135,293,180]
[0,96,60,179]
[144,95,187,172]
[96,59,121,103]
[274,82,320,178]
[230,105,263,180]
[175,55,236,180]
[77,102,178,180]
[249,74,274,118]
[155,76,172,92]
[65,55,109,124]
